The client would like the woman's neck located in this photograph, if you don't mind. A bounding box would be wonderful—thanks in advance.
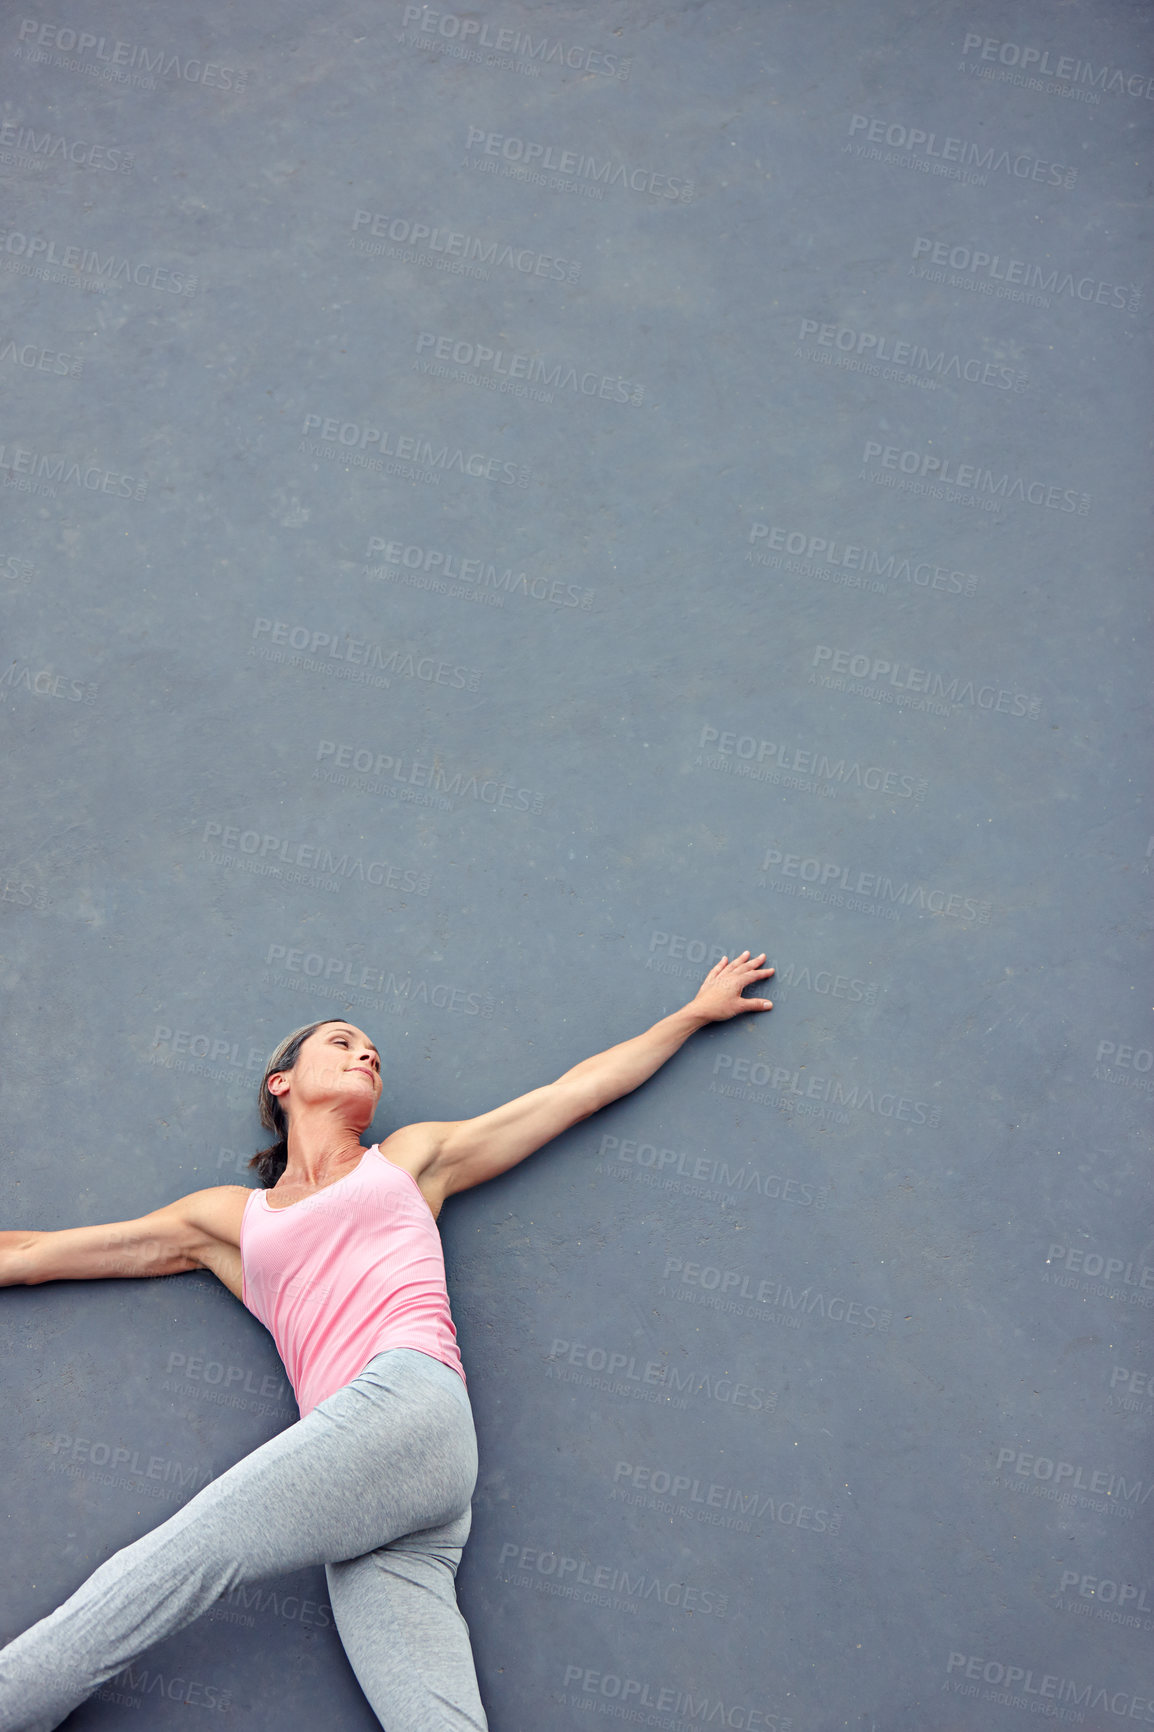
[280,1113,367,1187]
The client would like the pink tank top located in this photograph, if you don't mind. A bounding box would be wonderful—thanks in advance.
[240,1145,465,1417]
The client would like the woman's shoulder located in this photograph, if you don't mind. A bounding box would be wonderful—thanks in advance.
[375,1123,444,1180]
[176,1185,254,1247]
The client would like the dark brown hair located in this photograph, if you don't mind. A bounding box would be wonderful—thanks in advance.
[249,1020,340,1188]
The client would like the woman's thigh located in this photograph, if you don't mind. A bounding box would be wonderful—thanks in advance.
[187,1349,478,1577]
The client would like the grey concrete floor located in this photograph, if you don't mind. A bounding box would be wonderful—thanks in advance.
[1,2,1151,1727]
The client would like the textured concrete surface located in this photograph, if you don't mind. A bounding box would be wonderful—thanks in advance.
[1,2,1151,1726]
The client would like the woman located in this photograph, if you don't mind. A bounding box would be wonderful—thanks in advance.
[0,952,773,1732]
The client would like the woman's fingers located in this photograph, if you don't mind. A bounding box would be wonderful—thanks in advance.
[700,951,774,997]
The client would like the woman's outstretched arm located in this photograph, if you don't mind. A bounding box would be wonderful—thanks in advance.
[389,951,773,1203]
[0,1188,249,1295]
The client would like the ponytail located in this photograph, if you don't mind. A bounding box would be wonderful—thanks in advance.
[248,1137,289,1189]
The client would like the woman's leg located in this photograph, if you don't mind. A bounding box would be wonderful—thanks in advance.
[327,1506,487,1731]
[0,1350,480,1732]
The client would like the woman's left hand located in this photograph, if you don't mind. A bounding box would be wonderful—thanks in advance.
[688,952,774,1022]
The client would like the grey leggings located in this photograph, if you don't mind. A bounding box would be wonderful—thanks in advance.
[0,1349,487,1732]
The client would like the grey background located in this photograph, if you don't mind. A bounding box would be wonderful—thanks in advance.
[1,1,1151,1727]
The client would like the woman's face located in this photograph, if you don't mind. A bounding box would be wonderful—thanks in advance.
[269,1022,382,1125]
